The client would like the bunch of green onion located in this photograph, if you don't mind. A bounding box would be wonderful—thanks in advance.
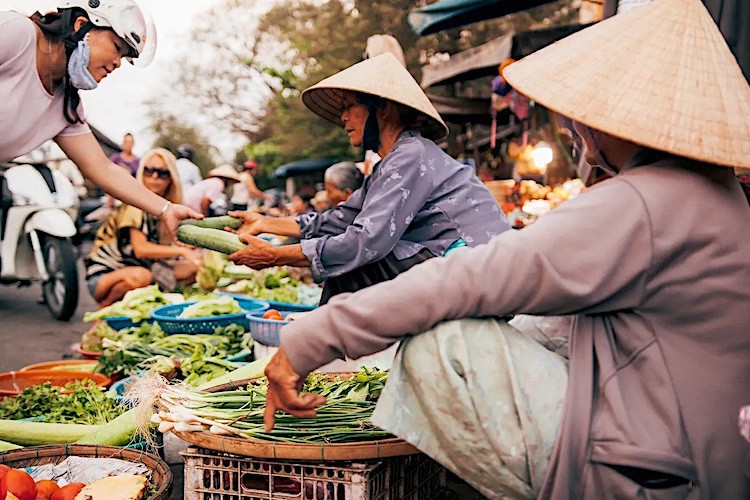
[151,368,390,444]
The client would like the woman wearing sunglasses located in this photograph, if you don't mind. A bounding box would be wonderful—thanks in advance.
[84,149,201,306]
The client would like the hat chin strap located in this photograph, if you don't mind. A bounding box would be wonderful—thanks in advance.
[356,93,387,153]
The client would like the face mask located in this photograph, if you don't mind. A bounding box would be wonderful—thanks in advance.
[67,40,98,90]
[575,122,618,184]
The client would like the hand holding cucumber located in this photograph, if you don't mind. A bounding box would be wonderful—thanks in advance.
[228,210,268,239]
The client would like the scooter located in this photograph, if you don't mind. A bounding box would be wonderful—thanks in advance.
[0,154,80,320]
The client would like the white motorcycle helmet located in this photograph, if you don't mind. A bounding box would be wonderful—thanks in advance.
[57,0,156,67]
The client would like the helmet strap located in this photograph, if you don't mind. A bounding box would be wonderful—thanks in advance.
[59,9,95,51]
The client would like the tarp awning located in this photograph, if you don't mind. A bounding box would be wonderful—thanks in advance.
[408,0,556,36]
[428,94,493,124]
[422,32,513,89]
[421,23,593,88]
[273,158,340,179]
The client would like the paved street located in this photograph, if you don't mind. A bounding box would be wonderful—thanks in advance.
[0,254,94,372]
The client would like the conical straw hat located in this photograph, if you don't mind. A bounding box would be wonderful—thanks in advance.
[302,53,449,140]
[503,0,750,169]
[207,164,241,182]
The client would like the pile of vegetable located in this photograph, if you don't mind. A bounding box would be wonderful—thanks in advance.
[177,295,242,318]
[0,465,149,500]
[0,380,123,425]
[150,368,390,444]
[0,396,142,451]
[95,323,251,379]
[80,322,119,353]
[222,268,321,305]
[83,285,181,323]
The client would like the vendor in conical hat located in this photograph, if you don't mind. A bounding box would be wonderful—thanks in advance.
[258,0,750,498]
[228,52,509,304]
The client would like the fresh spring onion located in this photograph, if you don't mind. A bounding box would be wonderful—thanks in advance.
[147,367,390,444]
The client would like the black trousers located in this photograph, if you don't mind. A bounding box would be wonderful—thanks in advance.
[320,248,435,305]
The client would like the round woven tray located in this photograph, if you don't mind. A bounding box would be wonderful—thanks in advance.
[172,375,419,461]
[0,445,172,500]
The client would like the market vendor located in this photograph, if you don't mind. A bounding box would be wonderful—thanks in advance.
[228,53,509,304]
[260,0,750,498]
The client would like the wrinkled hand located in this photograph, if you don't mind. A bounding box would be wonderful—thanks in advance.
[228,210,267,238]
[263,348,325,432]
[228,236,277,269]
[163,203,203,235]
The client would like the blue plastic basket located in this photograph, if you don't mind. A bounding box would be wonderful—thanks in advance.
[150,298,269,334]
[221,293,317,313]
[104,316,147,331]
[246,310,302,347]
[264,300,317,312]
[109,376,134,401]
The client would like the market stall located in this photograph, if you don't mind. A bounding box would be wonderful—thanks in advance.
[0,213,436,499]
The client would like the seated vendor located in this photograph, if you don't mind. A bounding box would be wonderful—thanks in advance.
[228,53,510,303]
[85,149,202,306]
[324,161,364,207]
[259,2,750,499]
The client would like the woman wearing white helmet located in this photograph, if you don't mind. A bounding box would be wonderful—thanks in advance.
[0,0,201,231]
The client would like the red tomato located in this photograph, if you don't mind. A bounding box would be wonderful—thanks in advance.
[34,480,59,500]
[263,309,283,320]
[1,469,37,500]
[49,483,85,500]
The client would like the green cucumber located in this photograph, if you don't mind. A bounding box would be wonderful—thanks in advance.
[178,216,242,230]
[177,225,247,254]
[0,420,102,446]
[75,409,141,446]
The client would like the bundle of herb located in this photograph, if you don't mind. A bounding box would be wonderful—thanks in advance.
[0,380,124,425]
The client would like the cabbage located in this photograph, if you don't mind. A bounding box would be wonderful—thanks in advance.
[178,296,243,318]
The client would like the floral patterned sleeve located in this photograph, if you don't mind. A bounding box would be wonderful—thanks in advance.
[300,143,434,282]
[296,188,365,238]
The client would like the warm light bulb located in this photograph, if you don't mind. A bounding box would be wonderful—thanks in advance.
[531,142,553,171]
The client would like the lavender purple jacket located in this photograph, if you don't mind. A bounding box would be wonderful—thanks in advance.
[282,150,750,498]
[296,131,509,282]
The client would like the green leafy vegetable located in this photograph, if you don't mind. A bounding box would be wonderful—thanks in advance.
[178,296,242,318]
[0,380,124,425]
[81,321,119,352]
[96,324,251,377]
[83,285,181,323]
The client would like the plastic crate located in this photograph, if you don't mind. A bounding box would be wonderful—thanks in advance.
[182,446,446,500]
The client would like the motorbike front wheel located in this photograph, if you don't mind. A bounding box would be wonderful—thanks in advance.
[41,235,79,321]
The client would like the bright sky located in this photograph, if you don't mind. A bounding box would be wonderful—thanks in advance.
[0,0,228,156]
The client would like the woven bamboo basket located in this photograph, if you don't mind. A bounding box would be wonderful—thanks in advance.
[172,374,419,461]
[0,445,172,499]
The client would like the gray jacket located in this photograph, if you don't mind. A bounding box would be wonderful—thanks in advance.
[281,151,750,498]
[297,131,509,282]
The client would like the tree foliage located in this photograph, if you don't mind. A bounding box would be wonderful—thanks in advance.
[147,0,578,169]
[151,112,218,176]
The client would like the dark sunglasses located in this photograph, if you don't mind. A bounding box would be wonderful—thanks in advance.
[144,166,171,179]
